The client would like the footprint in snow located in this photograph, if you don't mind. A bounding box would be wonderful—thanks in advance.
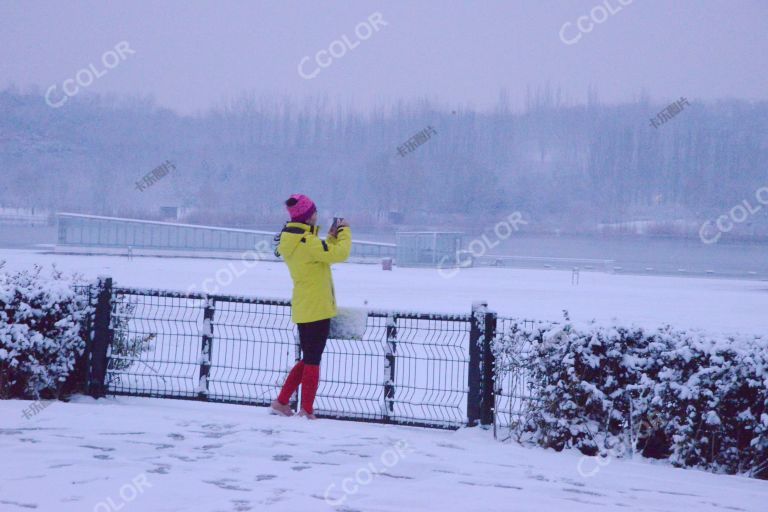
[193,429,238,439]
[459,481,523,490]
[378,473,414,480]
[0,499,38,509]
[125,440,175,449]
[168,454,197,462]
[203,479,251,492]
[698,501,747,511]
[562,497,603,506]
[255,474,277,482]
[147,464,171,474]
[195,443,223,451]
[272,454,292,461]
[630,487,701,498]
[79,445,115,452]
[562,488,605,497]
[231,499,252,511]
[436,442,465,450]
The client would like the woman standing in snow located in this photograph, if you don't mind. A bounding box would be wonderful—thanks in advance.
[270,194,351,419]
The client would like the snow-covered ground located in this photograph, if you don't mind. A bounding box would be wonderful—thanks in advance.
[1,249,766,335]
[1,397,765,512]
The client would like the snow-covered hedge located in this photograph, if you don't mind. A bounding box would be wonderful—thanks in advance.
[495,316,768,479]
[0,263,92,399]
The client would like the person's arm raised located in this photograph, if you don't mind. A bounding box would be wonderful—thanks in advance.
[307,226,351,263]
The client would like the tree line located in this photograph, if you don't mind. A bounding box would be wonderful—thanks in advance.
[1,87,766,233]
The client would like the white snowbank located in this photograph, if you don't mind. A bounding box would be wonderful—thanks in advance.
[1,249,766,336]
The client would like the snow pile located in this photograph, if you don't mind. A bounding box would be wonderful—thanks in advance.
[329,307,368,340]
[495,315,768,479]
[0,262,92,399]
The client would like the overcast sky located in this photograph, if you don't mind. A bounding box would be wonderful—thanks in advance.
[1,0,766,114]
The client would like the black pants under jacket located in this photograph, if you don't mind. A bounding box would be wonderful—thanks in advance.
[298,318,330,365]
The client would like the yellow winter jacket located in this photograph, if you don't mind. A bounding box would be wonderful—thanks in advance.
[277,222,352,324]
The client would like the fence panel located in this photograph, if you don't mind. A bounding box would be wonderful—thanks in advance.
[208,297,296,405]
[107,289,204,398]
[493,317,541,441]
[316,314,388,423]
[97,286,474,429]
[383,313,470,428]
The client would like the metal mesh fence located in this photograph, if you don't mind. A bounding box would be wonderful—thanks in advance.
[102,287,472,429]
[311,311,472,427]
[108,289,204,399]
[493,316,541,441]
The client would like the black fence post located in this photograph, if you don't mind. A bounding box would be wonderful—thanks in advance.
[88,277,113,398]
[467,301,486,426]
[384,314,397,419]
[290,329,301,411]
[198,297,215,400]
[481,310,497,426]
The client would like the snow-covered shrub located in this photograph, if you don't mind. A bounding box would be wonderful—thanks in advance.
[650,330,768,477]
[0,265,92,399]
[494,316,768,478]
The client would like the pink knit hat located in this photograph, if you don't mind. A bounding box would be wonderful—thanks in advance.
[285,194,317,223]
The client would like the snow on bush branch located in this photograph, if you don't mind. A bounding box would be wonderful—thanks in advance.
[0,264,92,399]
[494,315,768,479]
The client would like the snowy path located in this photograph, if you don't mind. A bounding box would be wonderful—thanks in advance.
[1,397,765,512]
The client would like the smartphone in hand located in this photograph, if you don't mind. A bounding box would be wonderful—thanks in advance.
[330,216,345,237]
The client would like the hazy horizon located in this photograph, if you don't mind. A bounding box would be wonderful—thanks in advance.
[2,0,767,115]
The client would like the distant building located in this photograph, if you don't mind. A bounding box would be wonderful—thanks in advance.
[55,212,395,261]
[396,232,463,267]
[0,207,50,226]
[159,206,179,220]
